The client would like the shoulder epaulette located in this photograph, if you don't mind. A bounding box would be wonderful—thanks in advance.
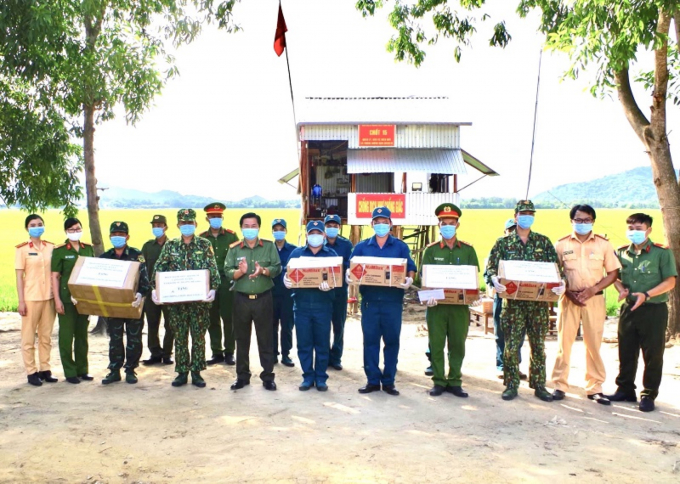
[54,243,67,249]
[229,241,241,248]
[226,229,235,234]
[458,239,473,247]
[426,241,439,248]
[43,240,54,245]
[15,241,28,248]
[80,242,91,246]
[260,238,272,244]
[557,234,570,241]
[617,244,629,251]
[199,231,209,237]
[653,242,668,249]
[595,234,609,241]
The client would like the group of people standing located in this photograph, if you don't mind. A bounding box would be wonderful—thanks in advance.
[14,201,675,411]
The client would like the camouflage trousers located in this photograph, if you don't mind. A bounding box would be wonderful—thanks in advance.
[500,300,550,390]
[167,303,211,373]
[107,318,143,371]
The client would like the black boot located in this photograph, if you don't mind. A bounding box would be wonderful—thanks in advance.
[27,372,42,386]
[38,371,58,383]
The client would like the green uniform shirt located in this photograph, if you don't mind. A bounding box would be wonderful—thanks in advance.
[141,237,167,279]
[151,236,221,290]
[617,239,677,303]
[485,230,562,283]
[50,239,95,302]
[199,228,238,276]
[224,238,282,295]
[422,238,480,269]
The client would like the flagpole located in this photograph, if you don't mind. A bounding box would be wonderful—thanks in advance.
[285,45,297,131]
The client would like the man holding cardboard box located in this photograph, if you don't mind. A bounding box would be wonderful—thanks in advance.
[421,203,478,397]
[151,209,221,388]
[98,222,149,385]
[551,205,621,405]
[486,200,565,402]
[348,206,417,396]
[283,220,338,391]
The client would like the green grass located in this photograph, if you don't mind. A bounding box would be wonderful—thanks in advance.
[2,208,662,312]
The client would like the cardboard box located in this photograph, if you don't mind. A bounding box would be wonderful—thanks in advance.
[156,270,210,304]
[497,260,561,302]
[68,257,143,319]
[421,264,480,305]
[348,256,407,287]
[287,257,343,289]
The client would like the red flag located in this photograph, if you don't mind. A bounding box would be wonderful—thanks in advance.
[273,3,287,57]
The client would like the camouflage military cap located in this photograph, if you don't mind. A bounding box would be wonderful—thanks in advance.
[272,218,287,228]
[435,203,461,219]
[306,220,324,233]
[109,221,129,234]
[150,214,167,225]
[372,206,391,220]
[204,202,226,214]
[177,208,197,222]
[515,200,536,213]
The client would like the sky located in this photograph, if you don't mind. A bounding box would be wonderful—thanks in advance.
[93,0,678,205]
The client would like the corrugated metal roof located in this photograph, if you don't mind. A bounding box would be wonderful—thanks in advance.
[301,124,459,148]
[462,149,499,176]
[298,97,471,126]
[347,149,467,175]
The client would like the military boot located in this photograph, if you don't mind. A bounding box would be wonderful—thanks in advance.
[102,370,121,385]
[191,371,206,388]
[125,370,138,384]
[502,387,518,401]
[534,386,554,402]
[172,372,188,387]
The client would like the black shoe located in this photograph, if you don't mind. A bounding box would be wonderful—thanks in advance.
[102,370,121,385]
[316,383,328,392]
[424,366,434,376]
[588,393,611,405]
[552,389,566,400]
[329,363,342,371]
[142,356,162,366]
[27,372,43,386]
[125,371,138,384]
[65,376,80,384]
[172,373,188,387]
[231,379,250,390]
[534,386,553,402]
[38,371,58,383]
[263,381,277,391]
[224,354,235,366]
[191,371,206,388]
[502,387,517,401]
[382,385,400,396]
[520,372,528,380]
[281,355,295,367]
[429,385,445,396]
[206,355,225,365]
[78,374,93,381]
[358,384,381,394]
[606,391,637,402]
[446,386,468,398]
[639,396,655,412]
[162,357,174,365]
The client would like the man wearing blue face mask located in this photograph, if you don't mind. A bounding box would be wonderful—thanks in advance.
[323,214,353,371]
[201,202,239,366]
[551,204,621,405]
[348,206,417,396]
[271,218,297,367]
[486,200,565,402]
[99,221,149,385]
[283,221,338,391]
[142,214,174,366]
[607,213,677,412]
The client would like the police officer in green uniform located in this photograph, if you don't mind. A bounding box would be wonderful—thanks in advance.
[225,212,282,391]
[141,214,174,365]
[50,217,95,384]
[201,202,239,366]
[97,221,149,385]
[421,203,478,397]
[608,213,677,412]
[486,200,566,402]
[151,209,221,388]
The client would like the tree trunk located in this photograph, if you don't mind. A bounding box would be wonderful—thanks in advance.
[83,103,104,255]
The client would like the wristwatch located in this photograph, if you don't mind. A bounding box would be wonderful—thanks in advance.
[644,291,651,300]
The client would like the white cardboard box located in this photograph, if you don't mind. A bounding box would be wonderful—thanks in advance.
[156,270,210,304]
[421,264,480,305]
[497,260,561,302]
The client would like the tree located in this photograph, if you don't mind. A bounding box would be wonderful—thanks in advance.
[0,0,240,254]
[358,0,680,338]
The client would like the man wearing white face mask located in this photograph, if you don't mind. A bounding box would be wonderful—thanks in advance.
[485,200,564,402]
[607,213,677,412]
[284,221,338,391]
[551,205,621,405]
[271,218,297,367]
[348,206,417,396]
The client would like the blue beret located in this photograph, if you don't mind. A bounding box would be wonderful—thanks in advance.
[505,218,516,230]
[272,218,287,228]
[324,214,341,225]
[306,220,324,233]
[372,206,391,220]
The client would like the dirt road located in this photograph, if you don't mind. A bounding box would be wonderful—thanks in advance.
[1,306,679,483]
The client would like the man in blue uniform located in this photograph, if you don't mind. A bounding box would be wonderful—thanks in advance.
[348,207,417,396]
[284,221,338,391]
[271,218,297,367]
[324,214,353,371]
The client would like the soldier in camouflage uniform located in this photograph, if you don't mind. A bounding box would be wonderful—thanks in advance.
[98,222,149,385]
[151,209,221,388]
[485,200,565,402]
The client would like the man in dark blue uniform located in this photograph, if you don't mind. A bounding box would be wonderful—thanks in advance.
[284,221,338,391]
[271,218,297,367]
[324,214,353,371]
[349,207,417,396]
